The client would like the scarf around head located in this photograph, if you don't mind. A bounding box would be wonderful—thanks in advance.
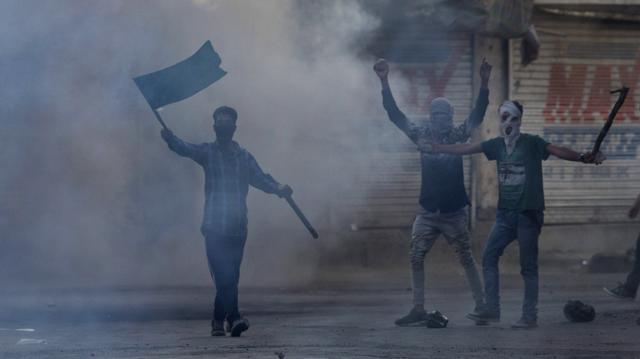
[430,97,454,140]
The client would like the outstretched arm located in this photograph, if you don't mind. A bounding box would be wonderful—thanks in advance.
[374,59,420,143]
[247,152,292,197]
[429,142,484,155]
[546,144,604,164]
[161,129,207,165]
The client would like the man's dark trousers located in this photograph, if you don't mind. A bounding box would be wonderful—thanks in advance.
[624,236,640,296]
[205,234,247,324]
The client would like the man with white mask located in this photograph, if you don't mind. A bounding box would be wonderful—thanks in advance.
[374,57,492,326]
[423,100,605,329]
[499,101,523,156]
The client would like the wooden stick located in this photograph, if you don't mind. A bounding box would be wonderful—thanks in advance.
[592,87,629,154]
[284,195,319,239]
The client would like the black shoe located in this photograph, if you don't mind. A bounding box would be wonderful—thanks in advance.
[470,304,490,325]
[394,307,428,327]
[511,317,538,329]
[210,320,225,336]
[473,303,485,313]
[229,317,250,337]
[603,283,635,300]
[466,308,500,323]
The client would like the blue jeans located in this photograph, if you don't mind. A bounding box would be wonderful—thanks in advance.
[483,209,543,321]
[205,234,247,324]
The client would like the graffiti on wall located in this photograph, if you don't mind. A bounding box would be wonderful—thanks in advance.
[540,51,640,179]
[395,47,466,114]
[543,62,639,124]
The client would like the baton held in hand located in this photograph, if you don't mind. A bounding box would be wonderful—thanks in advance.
[284,195,319,239]
[592,86,629,154]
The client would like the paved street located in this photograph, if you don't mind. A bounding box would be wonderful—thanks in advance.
[1,270,639,358]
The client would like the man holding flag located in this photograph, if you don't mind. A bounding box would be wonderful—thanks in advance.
[161,107,293,337]
[134,42,298,337]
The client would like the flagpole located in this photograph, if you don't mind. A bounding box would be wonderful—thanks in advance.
[151,107,169,131]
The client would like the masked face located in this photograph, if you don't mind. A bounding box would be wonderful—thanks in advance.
[213,113,236,143]
[430,97,454,139]
[498,101,522,154]
[499,112,521,138]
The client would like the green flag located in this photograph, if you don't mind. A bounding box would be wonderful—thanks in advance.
[134,41,227,109]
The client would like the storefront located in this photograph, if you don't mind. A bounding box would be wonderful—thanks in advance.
[510,11,640,224]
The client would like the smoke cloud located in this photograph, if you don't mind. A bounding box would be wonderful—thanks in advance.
[0,0,386,287]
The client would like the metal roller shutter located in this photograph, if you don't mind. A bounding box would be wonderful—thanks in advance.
[510,13,640,224]
[352,33,474,229]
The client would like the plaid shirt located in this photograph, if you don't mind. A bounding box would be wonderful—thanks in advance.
[381,87,489,212]
[164,134,281,237]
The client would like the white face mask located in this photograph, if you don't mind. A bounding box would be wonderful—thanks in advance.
[499,101,522,155]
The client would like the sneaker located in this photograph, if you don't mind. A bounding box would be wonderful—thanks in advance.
[511,318,538,329]
[473,303,485,313]
[466,308,500,323]
[394,307,428,327]
[210,320,225,336]
[229,317,250,337]
[471,304,489,325]
[603,283,635,300]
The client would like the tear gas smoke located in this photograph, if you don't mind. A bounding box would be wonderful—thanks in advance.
[0,0,388,287]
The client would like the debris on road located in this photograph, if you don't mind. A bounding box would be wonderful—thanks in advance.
[564,300,596,322]
[426,310,449,328]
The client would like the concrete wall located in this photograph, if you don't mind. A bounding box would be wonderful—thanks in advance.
[471,36,506,220]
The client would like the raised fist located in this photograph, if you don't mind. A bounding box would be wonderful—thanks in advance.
[479,57,492,85]
[373,58,389,80]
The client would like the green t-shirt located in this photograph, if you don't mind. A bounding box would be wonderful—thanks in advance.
[481,134,550,211]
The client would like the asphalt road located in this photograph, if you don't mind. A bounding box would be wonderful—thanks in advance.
[1,271,639,358]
